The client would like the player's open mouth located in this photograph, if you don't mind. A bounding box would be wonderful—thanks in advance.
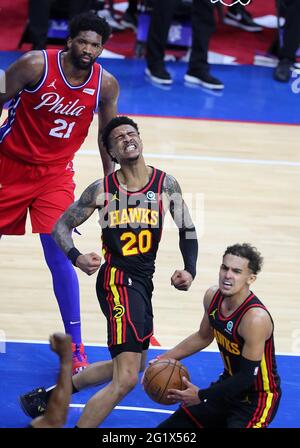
[124,144,136,153]
[222,281,232,289]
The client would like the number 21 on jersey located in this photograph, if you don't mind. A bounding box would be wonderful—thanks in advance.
[49,119,75,139]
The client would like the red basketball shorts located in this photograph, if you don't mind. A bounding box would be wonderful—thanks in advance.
[0,152,75,235]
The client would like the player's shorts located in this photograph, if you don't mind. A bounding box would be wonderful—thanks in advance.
[96,263,154,359]
[159,378,282,428]
[0,152,75,235]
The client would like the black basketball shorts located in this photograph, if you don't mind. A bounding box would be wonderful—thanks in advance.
[96,263,154,358]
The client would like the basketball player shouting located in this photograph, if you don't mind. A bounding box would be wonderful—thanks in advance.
[0,13,119,373]
[19,116,198,427]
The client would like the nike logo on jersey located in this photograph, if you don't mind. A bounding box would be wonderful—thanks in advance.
[47,79,57,89]
[70,321,81,325]
[83,88,95,95]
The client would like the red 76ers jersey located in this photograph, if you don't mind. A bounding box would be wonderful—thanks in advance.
[0,50,103,165]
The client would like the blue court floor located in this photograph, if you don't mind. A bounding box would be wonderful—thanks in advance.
[0,342,299,428]
[0,52,299,124]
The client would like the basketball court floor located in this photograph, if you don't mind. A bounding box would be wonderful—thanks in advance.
[0,54,299,428]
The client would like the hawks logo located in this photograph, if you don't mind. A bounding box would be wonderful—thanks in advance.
[113,304,125,319]
[210,0,251,6]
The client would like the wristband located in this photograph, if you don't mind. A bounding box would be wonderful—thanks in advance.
[67,247,82,266]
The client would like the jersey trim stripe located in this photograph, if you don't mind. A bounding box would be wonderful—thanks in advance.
[122,281,153,343]
[247,391,265,427]
[112,167,157,196]
[207,289,221,315]
[109,267,124,345]
[95,65,103,111]
[57,50,94,89]
[0,94,22,143]
[232,303,266,341]
[266,339,276,391]
[118,271,127,343]
[24,50,48,93]
[254,392,274,427]
[218,292,255,321]
[182,406,204,428]
[157,170,166,240]
[105,265,116,346]
[157,170,165,216]
[261,353,270,391]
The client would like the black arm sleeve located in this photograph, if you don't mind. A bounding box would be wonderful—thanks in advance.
[198,356,261,402]
[179,226,198,279]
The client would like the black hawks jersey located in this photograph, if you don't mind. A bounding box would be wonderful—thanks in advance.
[100,167,166,278]
[208,289,281,395]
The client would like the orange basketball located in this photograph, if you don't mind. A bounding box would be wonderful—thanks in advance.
[143,358,190,405]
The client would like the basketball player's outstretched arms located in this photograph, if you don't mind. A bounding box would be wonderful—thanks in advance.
[52,179,105,275]
[162,174,198,291]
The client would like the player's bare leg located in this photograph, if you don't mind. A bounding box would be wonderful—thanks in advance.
[76,351,147,427]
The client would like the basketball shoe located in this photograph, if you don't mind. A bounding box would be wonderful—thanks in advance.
[72,342,89,375]
[223,8,262,33]
[19,387,47,418]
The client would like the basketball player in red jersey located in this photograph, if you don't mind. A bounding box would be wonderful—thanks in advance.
[19,116,198,427]
[152,244,282,428]
[0,13,119,374]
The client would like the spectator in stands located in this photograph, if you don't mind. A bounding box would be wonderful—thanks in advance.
[28,0,93,50]
[93,0,125,31]
[121,0,138,31]
[273,0,300,82]
[223,2,262,33]
[145,0,224,90]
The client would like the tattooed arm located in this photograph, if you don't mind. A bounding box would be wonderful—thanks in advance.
[52,179,105,276]
[162,174,198,291]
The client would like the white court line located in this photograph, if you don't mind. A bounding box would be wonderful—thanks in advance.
[5,339,299,356]
[78,150,300,167]
[69,403,173,415]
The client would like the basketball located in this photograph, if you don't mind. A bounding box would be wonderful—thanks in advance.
[143,358,190,405]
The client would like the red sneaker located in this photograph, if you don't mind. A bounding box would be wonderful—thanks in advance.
[72,343,89,375]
